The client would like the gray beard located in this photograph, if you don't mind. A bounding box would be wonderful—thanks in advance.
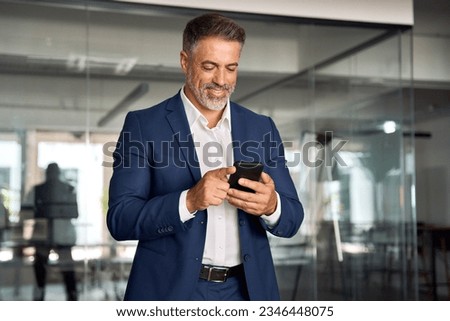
[186,75,234,111]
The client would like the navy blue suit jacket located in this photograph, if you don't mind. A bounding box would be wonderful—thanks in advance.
[107,92,304,300]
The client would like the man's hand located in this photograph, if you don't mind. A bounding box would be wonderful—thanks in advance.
[186,166,236,212]
[226,172,277,216]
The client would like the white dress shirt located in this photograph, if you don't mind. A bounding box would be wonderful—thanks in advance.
[178,87,281,267]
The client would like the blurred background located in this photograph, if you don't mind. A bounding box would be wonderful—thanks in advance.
[0,0,449,300]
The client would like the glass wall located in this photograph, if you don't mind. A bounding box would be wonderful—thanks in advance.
[248,28,416,300]
[0,1,414,300]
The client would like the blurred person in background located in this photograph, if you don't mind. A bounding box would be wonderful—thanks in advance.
[31,162,78,301]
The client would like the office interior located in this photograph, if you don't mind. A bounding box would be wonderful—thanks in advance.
[0,0,449,301]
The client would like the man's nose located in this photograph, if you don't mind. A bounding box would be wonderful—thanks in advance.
[212,69,226,86]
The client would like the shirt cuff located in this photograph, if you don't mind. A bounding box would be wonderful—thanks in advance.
[179,190,197,223]
[261,192,282,228]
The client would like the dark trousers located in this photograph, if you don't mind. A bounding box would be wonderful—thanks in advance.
[190,273,250,301]
[33,245,78,300]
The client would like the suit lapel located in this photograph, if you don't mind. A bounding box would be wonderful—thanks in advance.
[165,93,201,182]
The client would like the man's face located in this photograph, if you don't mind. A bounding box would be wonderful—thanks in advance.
[180,36,241,111]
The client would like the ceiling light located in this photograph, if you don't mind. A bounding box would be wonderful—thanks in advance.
[383,121,396,134]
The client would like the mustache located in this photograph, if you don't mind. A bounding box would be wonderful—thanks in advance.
[203,83,234,92]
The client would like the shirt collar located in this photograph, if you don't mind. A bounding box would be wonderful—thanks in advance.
[180,86,231,131]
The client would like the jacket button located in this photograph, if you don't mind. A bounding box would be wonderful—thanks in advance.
[239,220,245,226]
[243,254,251,262]
[167,226,173,232]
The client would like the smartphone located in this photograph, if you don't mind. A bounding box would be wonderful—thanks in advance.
[228,161,264,193]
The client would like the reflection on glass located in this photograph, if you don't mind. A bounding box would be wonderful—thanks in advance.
[31,163,78,301]
[244,28,414,300]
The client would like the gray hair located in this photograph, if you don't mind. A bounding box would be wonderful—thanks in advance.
[182,13,246,53]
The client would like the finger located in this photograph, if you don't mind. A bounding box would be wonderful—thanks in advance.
[227,187,257,202]
[216,180,231,192]
[237,178,263,193]
[212,192,228,203]
[214,166,236,178]
[218,174,230,183]
[224,166,236,175]
[219,166,235,175]
[209,197,225,207]
[227,195,260,214]
[260,172,273,184]
[218,166,236,183]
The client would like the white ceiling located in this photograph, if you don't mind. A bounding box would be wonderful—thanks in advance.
[0,0,448,136]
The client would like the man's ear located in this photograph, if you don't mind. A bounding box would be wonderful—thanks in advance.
[180,50,188,73]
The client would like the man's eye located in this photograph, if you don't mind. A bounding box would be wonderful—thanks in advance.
[202,64,215,71]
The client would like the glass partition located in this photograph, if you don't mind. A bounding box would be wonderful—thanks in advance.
[0,1,414,301]
[245,28,415,300]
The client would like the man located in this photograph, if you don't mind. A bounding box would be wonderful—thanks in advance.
[32,162,78,300]
[107,13,304,301]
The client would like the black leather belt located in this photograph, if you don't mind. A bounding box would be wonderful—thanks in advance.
[199,264,244,282]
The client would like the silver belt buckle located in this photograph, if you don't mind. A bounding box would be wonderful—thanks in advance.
[207,266,229,282]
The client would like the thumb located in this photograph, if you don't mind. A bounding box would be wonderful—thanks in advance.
[260,172,273,184]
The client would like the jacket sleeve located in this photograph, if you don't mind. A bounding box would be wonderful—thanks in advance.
[106,112,192,241]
